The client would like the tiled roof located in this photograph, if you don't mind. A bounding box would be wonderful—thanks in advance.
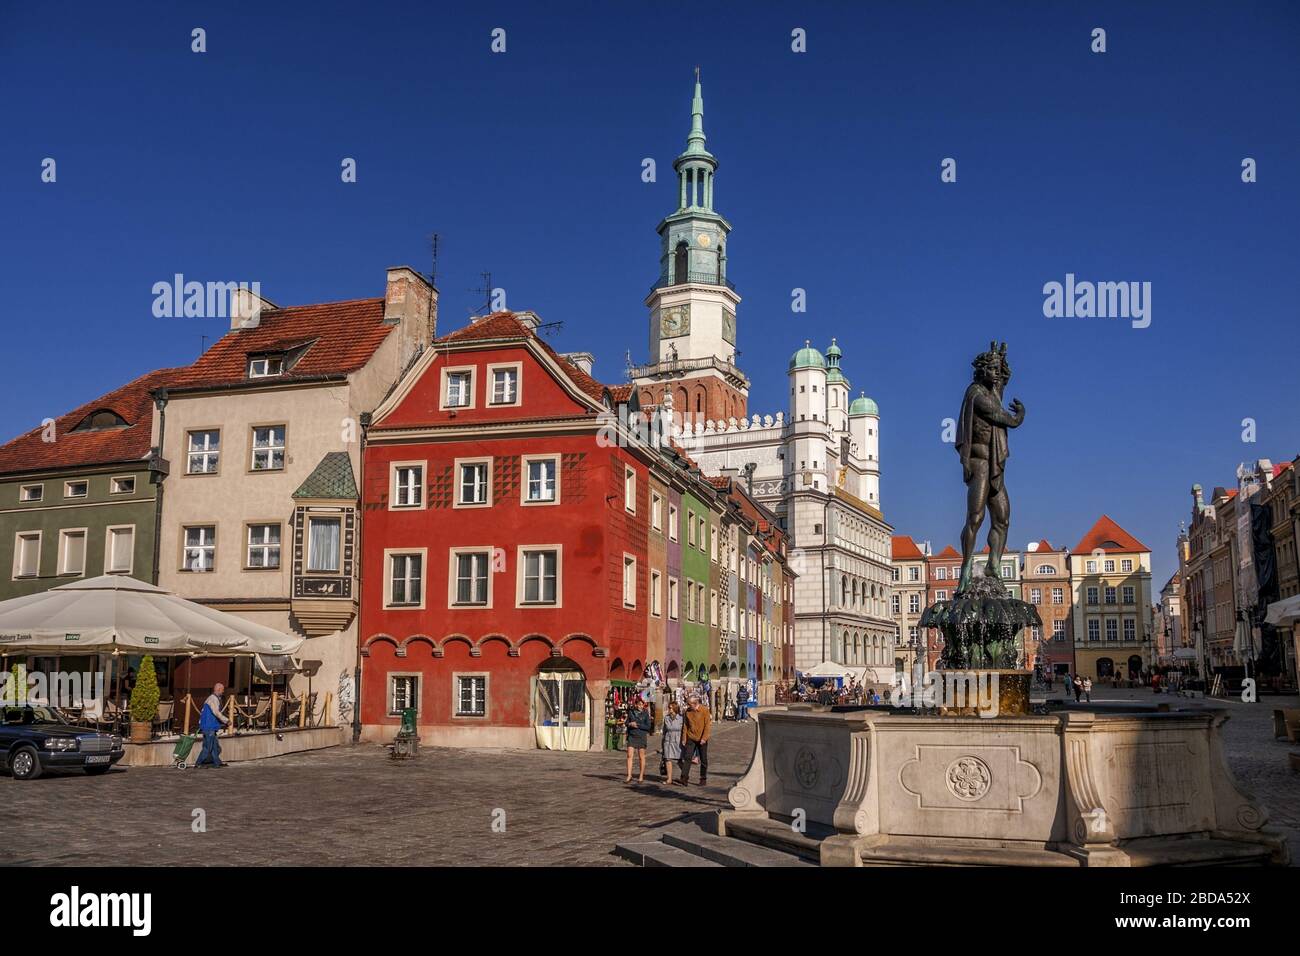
[166,297,392,390]
[1034,538,1054,552]
[292,451,359,500]
[1072,515,1150,555]
[933,545,961,560]
[0,367,182,475]
[891,535,925,560]
[439,312,609,403]
[607,384,634,404]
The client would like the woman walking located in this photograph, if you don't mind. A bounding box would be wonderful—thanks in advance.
[660,700,684,785]
[624,697,651,784]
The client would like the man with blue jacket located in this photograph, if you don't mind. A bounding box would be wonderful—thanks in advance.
[196,681,229,769]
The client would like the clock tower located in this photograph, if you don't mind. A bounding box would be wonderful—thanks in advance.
[632,71,748,426]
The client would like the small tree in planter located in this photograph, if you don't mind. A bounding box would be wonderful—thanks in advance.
[128,656,160,742]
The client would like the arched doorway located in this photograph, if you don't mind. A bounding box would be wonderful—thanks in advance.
[1096,657,1114,679]
[534,657,589,751]
[674,241,689,284]
[1127,655,1143,679]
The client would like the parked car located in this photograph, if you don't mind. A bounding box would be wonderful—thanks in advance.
[2,705,125,780]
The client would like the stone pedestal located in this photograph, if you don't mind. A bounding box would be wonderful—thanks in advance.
[720,704,1289,867]
[938,669,1032,717]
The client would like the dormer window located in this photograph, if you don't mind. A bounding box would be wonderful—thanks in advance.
[248,354,285,378]
[72,409,128,432]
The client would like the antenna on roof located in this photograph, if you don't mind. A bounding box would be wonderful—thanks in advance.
[469,271,494,316]
[200,334,208,356]
[534,320,563,338]
[428,232,439,286]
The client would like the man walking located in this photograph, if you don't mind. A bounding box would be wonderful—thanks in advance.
[196,681,230,768]
[1082,676,1093,703]
[676,695,712,787]
[735,681,750,721]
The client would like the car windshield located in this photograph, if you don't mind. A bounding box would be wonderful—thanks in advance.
[2,705,67,726]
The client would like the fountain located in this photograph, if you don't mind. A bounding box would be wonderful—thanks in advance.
[708,343,1289,867]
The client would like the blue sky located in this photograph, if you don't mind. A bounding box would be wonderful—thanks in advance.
[3,1,1298,588]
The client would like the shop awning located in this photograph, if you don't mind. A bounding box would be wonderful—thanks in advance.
[1265,594,1300,627]
[0,575,303,657]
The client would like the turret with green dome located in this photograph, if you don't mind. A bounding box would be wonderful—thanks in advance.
[788,340,825,371]
[849,392,879,417]
[824,337,849,387]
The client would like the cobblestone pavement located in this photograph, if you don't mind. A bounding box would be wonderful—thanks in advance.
[2,690,1296,866]
[0,718,759,867]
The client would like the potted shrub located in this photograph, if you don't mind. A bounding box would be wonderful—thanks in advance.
[128,655,160,743]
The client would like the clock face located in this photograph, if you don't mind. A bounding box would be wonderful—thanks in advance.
[660,304,691,338]
[722,310,736,345]
[697,233,711,247]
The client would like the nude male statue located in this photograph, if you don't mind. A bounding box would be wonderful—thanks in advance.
[955,342,1025,595]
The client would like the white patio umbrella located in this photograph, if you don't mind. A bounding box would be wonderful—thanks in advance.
[0,575,303,656]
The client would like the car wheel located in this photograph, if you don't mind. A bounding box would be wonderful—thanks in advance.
[9,745,42,780]
[84,766,111,775]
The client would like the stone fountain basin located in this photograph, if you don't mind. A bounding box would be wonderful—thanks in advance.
[719,704,1289,866]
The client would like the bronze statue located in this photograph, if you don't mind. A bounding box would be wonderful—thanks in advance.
[955,342,1024,596]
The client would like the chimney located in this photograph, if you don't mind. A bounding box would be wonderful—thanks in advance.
[1191,483,1204,511]
[513,310,542,333]
[562,351,595,375]
[384,266,438,354]
[229,285,278,331]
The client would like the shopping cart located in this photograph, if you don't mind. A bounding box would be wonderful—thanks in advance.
[171,732,202,769]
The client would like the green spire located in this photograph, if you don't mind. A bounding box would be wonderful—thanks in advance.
[679,67,714,162]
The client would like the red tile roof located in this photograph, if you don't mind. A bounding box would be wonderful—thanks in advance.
[1072,515,1150,555]
[1033,539,1054,552]
[933,545,961,560]
[0,367,182,475]
[166,297,393,390]
[891,535,925,560]
[440,312,610,403]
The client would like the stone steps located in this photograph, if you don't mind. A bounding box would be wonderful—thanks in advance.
[615,818,813,867]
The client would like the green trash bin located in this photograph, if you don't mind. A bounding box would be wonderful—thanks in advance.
[399,707,417,736]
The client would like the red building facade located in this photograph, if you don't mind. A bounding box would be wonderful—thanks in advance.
[359,313,655,749]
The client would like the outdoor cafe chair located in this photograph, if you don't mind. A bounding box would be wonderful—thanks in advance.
[153,699,174,736]
[240,697,270,731]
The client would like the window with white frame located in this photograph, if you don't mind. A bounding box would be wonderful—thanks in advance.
[1053,619,1066,641]
[389,675,418,715]
[1104,559,1115,573]
[488,366,519,405]
[890,594,900,614]
[186,430,220,474]
[1036,564,1056,575]
[1104,586,1117,605]
[452,551,490,606]
[667,576,678,619]
[457,461,490,506]
[651,570,662,616]
[246,524,281,569]
[668,505,678,541]
[936,589,947,601]
[1086,560,1097,574]
[623,555,636,608]
[1087,619,1100,641]
[697,516,706,551]
[110,476,135,495]
[908,566,920,582]
[13,532,40,578]
[909,594,920,614]
[624,467,636,513]
[710,525,718,561]
[1030,587,1042,605]
[183,526,216,572]
[687,511,696,547]
[524,457,557,503]
[520,548,558,605]
[710,589,718,626]
[57,529,86,575]
[651,493,663,531]
[1121,559,1133,573]
[1106,618,1119,641]
[307,517,341,573]
[393,464,424,508]
[935,567,947,580]
[1123,618,1136,641]
[456,675,487,716]
[1086,586,1099,605]
[1122,585,1135,604]
[64,480,88,498]
[105,526,134,574]
[1002,564,1013,578]
[250,425,286,471]
[1052,587,1064,605]
[19,484,42,502]
[389,552,424,606]
[445,370,472,408]
[248,355,285,378]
